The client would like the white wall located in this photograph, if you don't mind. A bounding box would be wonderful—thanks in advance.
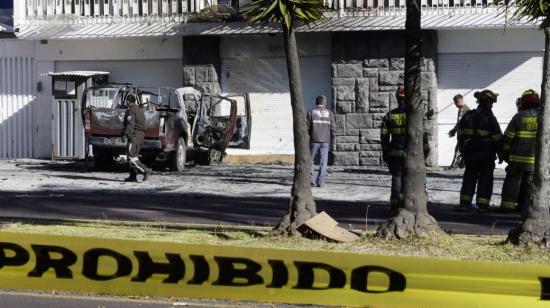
[36,37,183,61]
[438,28,544,54]
[437,29,545,167]
[35,60,54,158]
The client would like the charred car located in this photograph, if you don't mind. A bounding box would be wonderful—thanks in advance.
[82,85,250,171]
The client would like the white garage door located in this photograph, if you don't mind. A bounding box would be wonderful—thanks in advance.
[437,52,543,167]
[55,59,183,88]
[221,56,331,155]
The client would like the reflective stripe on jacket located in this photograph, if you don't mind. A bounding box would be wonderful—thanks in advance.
[457,106,502,161]
[502,108,539,171]
[380,108,429,160]
[307,106,336,143]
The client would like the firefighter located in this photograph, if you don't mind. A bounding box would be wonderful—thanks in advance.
[456,89,502,212]
[121,93,150,182]
[381,88,430,213]
[499,89,540,213]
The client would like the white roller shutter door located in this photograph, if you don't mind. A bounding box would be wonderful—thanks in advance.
[221,56,331,155]
[0,57,35,158]
[55,59,183,88]
[437,52,543,167]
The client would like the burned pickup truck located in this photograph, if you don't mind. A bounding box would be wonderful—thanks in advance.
[82,85,250,171]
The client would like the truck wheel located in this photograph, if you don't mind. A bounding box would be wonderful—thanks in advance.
[168,137,186,172]
[93,148,114,170]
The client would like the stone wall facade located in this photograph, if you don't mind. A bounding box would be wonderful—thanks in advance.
[182,36,222,110]
[331,31,438,167]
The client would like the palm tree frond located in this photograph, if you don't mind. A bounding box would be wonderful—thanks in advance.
[242,0,325,27]
[498,0,550,29]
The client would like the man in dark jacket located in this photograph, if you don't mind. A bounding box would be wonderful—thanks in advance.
[456,89,502,212]
[307,95,335,188]
[499,89,540,213]
[122,94,150,182]
[448,94,470,170]
[381,88,430,213]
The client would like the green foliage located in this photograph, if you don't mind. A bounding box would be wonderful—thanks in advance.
[241,0,325,30]
[498,0,550,28]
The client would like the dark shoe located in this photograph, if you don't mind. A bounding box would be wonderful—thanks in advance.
[124,176,138,183]
[317,183,324,188]
[311,182,317,187]
[453,204,468,212]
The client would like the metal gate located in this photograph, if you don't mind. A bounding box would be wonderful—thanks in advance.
[52,99,85,159]
[0,57,35,158]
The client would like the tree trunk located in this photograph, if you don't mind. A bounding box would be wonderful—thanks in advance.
[376,0,440,239]
[508,25,550,246]
[274,24,317,236]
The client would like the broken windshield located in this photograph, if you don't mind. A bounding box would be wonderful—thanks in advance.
[139,88,180,110]
[85,88,119,108]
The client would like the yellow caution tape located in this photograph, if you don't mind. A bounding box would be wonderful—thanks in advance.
[0,231,549,307]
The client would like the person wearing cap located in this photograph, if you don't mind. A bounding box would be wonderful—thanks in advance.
[499,89,540,213]
[122,93,150,182]
[308,95,336,188]
[381,87,430,213]
[447,94,470,170]
[456,89,502,212]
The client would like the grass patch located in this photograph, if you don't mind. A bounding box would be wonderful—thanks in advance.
[2,221,549,264]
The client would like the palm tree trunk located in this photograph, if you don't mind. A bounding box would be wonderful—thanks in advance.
[508,25,550,246]
[274,24,317,236]
[376,0,440,239]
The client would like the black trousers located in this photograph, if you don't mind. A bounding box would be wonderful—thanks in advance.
[127,130,147,178]
[501,165,533,212]
[460,158,495,207]
[387,160,403,208]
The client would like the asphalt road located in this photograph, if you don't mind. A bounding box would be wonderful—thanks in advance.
[0,189,520,235]
[0,159,521,235]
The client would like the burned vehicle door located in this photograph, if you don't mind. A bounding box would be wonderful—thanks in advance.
[224,94,251,149]
[189,93,237,164]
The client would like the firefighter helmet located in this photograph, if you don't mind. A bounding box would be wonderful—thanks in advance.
[520,89,540,107]
[474,89,498,103]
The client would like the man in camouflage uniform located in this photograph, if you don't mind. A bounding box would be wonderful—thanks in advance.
[381,88,430,213]
[499,89,540,213]
[456,89,502,212]
[122,94,150,182]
